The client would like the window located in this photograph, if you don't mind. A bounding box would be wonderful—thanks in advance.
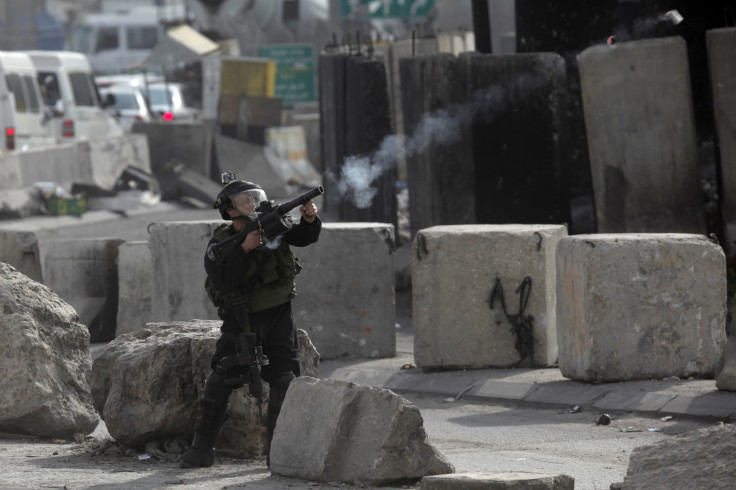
[110,92,139,110]
[69,72,95,106]
[70,25,93,53]
[95,26,119,52]
[22,75,40,113]
[148,87,173,107]
[126,26,158,49]
[5,74,27,112]
[37,72,61,106]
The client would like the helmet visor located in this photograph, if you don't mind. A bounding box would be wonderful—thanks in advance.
[230,189,267,218]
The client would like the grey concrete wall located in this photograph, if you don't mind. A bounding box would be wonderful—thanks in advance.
[413,224,568,369]
[319,53,397,228]
[116,241,152,336]
[292,223,396,360]
[40,238,124,343]
[148,221,220,323]
[578,37,706,234]
[556,234,727,382]
[707,28,736,250]
[399,53,475,237]
[463,51,571,227]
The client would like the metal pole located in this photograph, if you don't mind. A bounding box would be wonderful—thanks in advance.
[471,0,492,54]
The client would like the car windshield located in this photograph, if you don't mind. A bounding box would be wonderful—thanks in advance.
[109,92,139,110]
[147,87,173,107]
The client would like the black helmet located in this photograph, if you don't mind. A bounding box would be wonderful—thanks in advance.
[213,179,266,220]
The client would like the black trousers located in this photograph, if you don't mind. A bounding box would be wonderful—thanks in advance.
[213,301,301,383]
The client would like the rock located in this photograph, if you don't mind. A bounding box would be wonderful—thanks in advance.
[0,262,99,438]
[270,377,454,485]
[421,472,575,489]
[90,320,319,457]
[622,423,736,489]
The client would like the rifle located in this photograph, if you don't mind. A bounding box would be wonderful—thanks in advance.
[207,185,324,265]
[214,330,270,422]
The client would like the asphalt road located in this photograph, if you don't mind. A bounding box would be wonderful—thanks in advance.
[0,393,714,490]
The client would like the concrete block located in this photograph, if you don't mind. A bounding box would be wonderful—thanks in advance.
[421,472,574,490]
[715,335,736,392]
[708,28,736,228]
[83,133,151,190]
[116,241,152,336]
[40,238,124,343]
[270,377,454,485]
[578,37,705,233]
[147,221,220,323]
[413,224,567,369]
[16,142,89,189]
[556,234,727,382]
[461,51,571,227]
[0,230,42,282]
[293,222,396,360]
[132,122,213,177]
[0,151,22,190]
[399,53,475,237]
[0,189,40,220]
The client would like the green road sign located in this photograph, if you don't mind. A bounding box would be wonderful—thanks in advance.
[341,0,437,19]
[258,43,316,105]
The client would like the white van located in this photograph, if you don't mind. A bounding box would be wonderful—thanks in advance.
[0,51,55,151]
[66,7,170,74]
[27,51,122,142]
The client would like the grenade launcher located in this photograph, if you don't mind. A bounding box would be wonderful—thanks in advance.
[207,185,324,265]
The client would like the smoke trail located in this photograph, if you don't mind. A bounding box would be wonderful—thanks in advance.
[332,82,519,209]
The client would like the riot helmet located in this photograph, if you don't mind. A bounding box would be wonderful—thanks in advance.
[213,172,268,220]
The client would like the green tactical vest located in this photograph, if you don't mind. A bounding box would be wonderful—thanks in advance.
[205,223,302,315]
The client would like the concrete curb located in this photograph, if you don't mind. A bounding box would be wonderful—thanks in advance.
[320,353,736,421]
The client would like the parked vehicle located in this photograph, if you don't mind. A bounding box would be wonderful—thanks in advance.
[0,51,55,151]
[27,50,122,142]
[143,81,201,122]
[65,7,180,74]
[98,84,152,132]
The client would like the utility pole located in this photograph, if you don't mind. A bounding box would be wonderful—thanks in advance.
[471,0,492,53]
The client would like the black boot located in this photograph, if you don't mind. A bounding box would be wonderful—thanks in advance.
[180,371,232,468]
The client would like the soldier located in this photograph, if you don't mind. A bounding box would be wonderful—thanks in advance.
[180,177,321,468]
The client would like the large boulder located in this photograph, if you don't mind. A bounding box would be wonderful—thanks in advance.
[270,377,454,485]
[622,424,736,489]
[91,321,319,457]
[0,262,99,438]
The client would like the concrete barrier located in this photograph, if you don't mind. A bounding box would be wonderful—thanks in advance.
[116,241,152,336]
[40,238,124,343]
[5,134,151,192]
[412,224,567,369]
[578,37,705,234]
[293,222,396,360]
[147,221,220,323]
[147,220,396,359]
[132,122,213,177]
[556,233,727,382]
[707,28,736,251]
[0,231,42,282]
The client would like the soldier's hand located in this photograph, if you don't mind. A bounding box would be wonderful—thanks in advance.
[242,229,263,252]
[300,200,318,223]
